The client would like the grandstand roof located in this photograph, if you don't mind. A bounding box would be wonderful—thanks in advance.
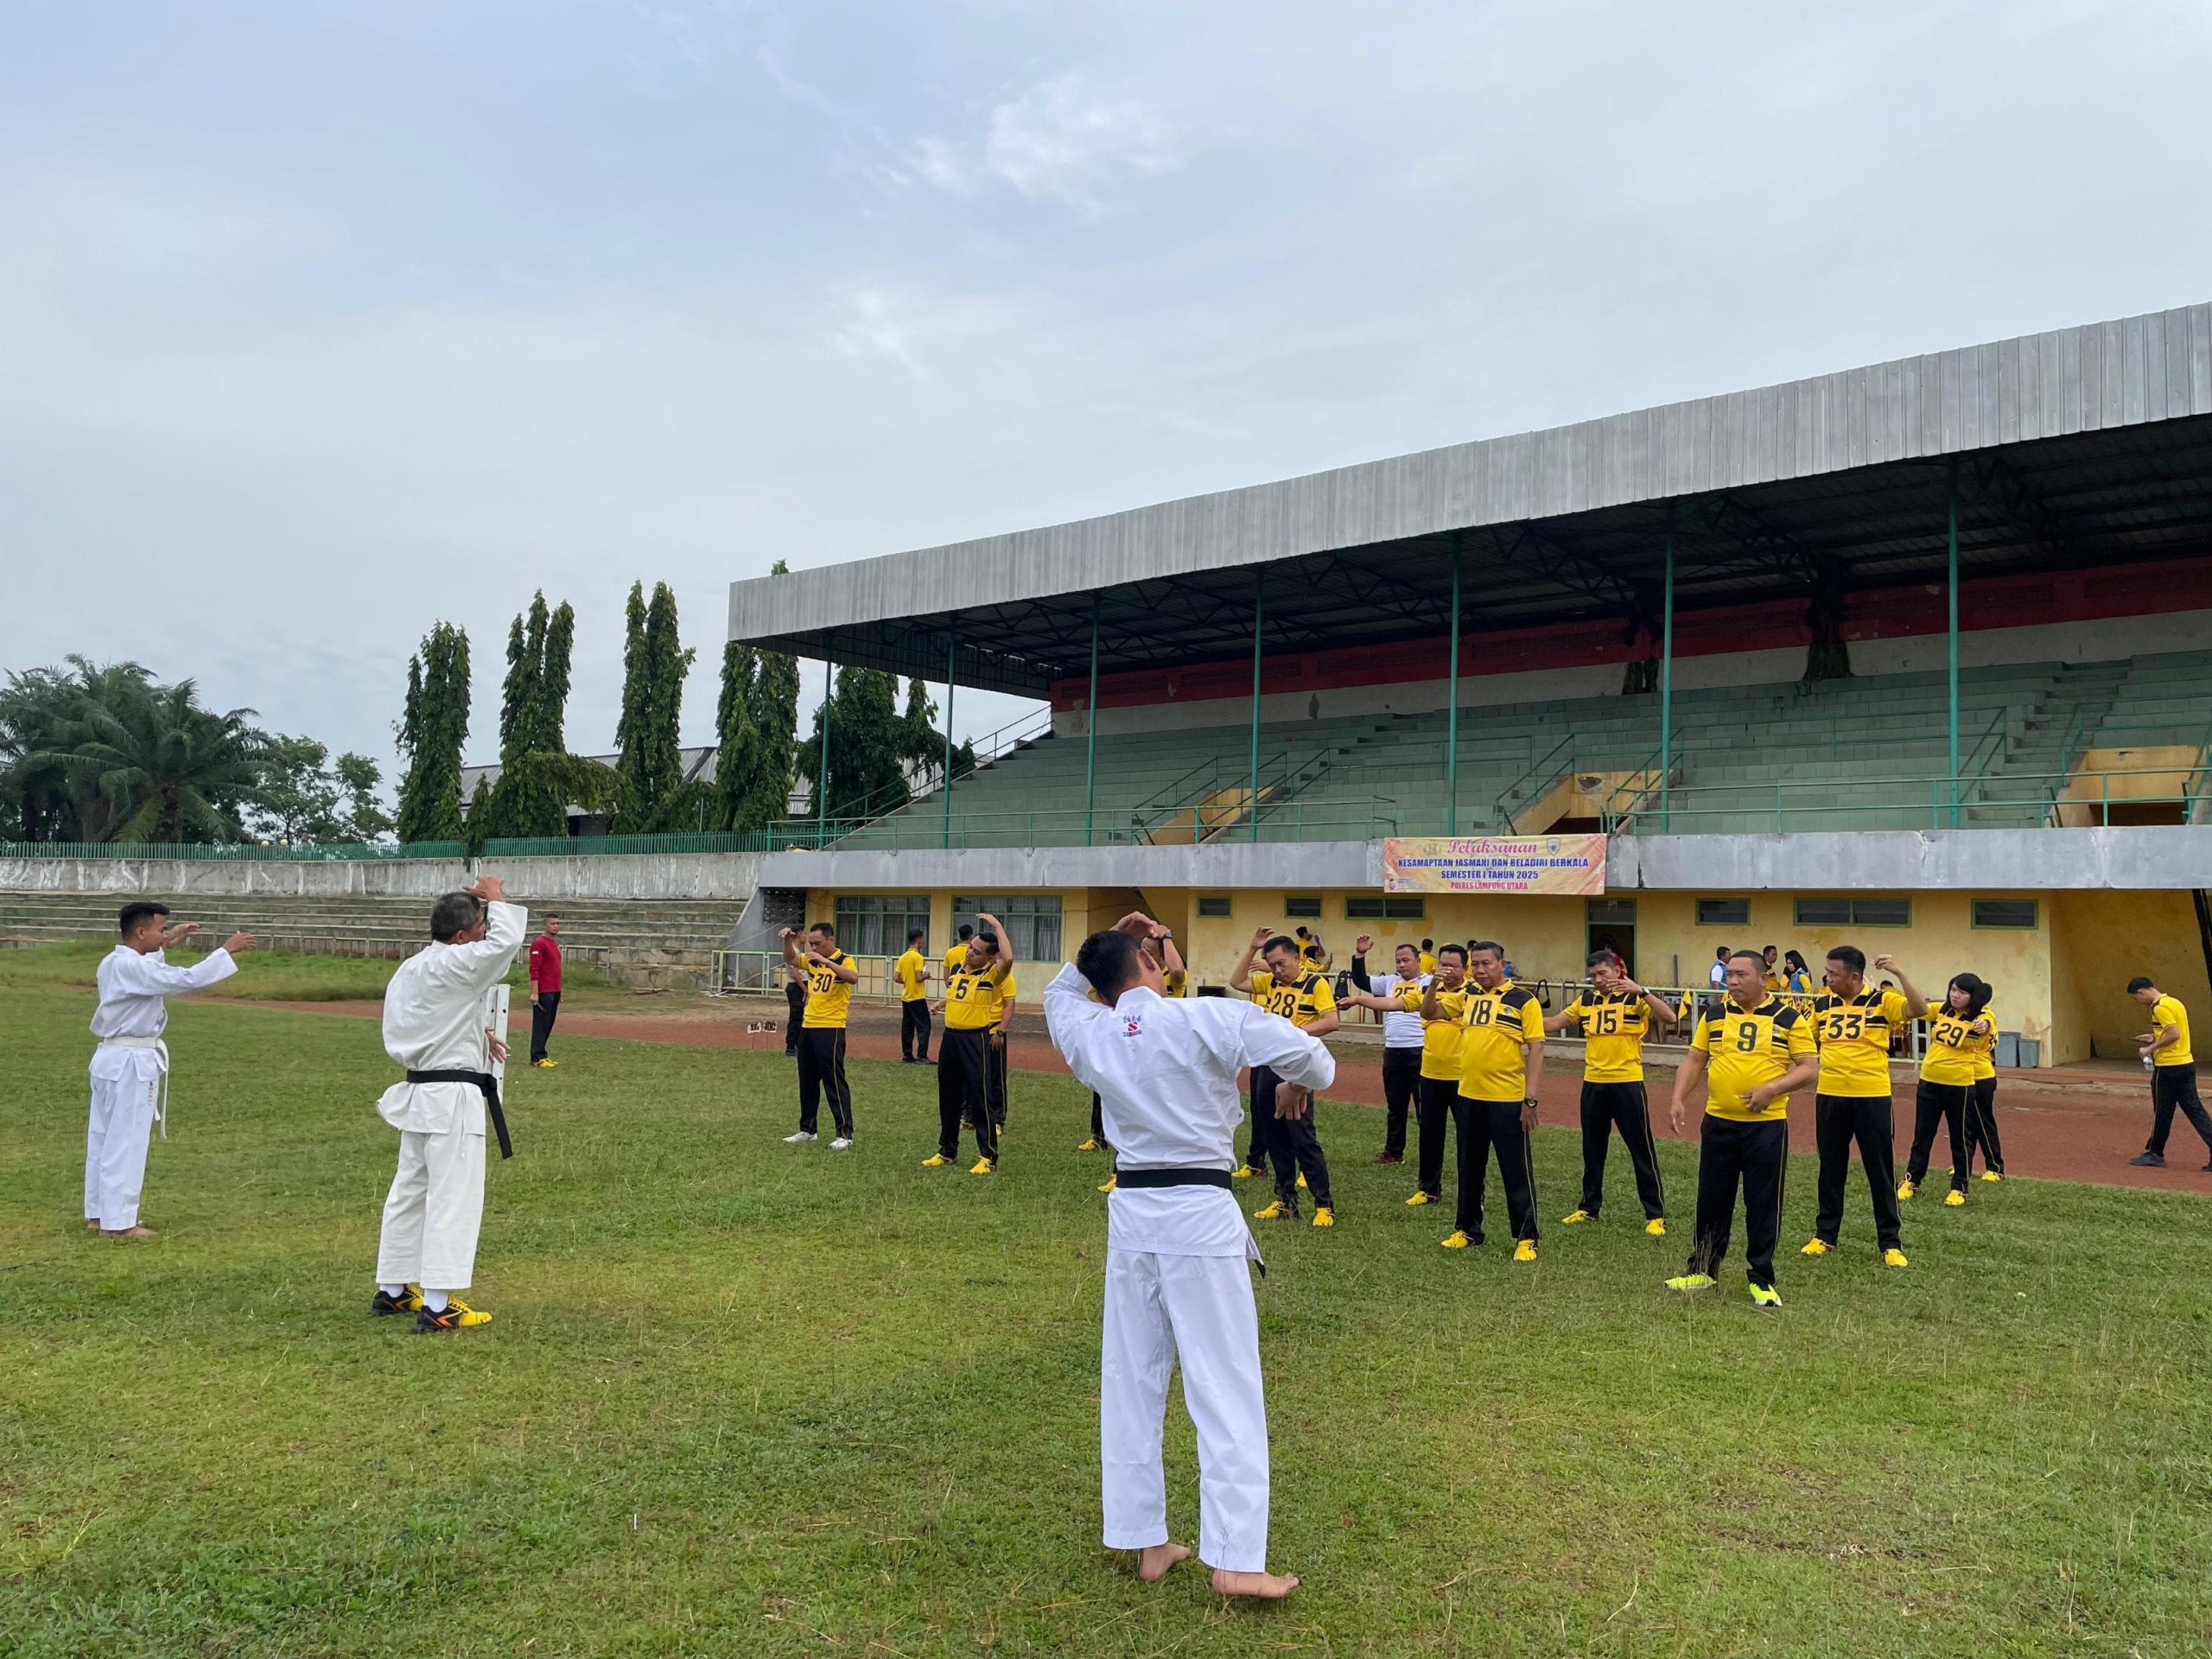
[728,303,2212,697]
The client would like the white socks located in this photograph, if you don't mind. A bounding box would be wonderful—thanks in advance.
[378,1283,405,1298]
[423,1289,450,1313]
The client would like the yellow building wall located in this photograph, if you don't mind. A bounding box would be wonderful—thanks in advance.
[2048,891,2212,1062]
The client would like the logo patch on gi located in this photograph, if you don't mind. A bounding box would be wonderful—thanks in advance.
[1122,1014,1143,1036]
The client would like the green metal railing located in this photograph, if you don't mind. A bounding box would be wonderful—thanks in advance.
[0,838,467,862]
[1605,765,2211,836]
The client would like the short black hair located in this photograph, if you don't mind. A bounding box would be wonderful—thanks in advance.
[976,930,1001,956]
[430,891,484,943]
[1077,928,1141,1000]
[810,920,836,940]
[1714,946,1730,959]
[1827,944,1866,974]
[1395,940,1421,957]
[1728,950,1766,970]
[118,901,170,936]
[1467,939,1504,960]
[2127,976,2155,994]
[1586,949,1621,969]
[1262,934,1298,958]
[907,927,925,944]
[544,910,561,920]
[1438,943,1467,964]
[1421,938,1433,950]
[957,923,975,940]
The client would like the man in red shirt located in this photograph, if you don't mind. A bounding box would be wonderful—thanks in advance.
[528,913,563,1068]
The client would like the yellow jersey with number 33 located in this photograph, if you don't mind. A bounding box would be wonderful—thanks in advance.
[1809,986,1912,1097]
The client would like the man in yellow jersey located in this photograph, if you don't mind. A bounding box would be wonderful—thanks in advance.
[2127,976,2212,1169]
[1761,945,1784,994]
[1802,944,1910,1265]
[1417,939,1440,976]
[1294,927,1331,975]
[895,928,933,1065]
[944,924,975,973]
[1425,940,1544,1260]
[1342,936,1428,1167]
[1546,950,1672,1235]
[928,913,1014,1173]
[1086,931,1185,1190]
[1878,957,1989,1205]
[1394,943,1465,1206]
[1230,928,1339,1225]
[779,922,858,1149]
[1965,991,2005,1180]
[1665,950,1815,1306]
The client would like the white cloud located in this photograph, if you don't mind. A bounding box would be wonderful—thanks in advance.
[983,74,1178,207]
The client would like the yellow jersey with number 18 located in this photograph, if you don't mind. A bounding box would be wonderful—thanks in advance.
[1454,980,1544,1103]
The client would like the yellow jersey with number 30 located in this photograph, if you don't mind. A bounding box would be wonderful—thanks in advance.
[802,950,855,1028]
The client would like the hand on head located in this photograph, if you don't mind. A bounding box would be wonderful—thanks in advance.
[467,874,506,905]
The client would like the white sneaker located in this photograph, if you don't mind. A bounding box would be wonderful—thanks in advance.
[782,1131,817,1144]
[829,1136,854,1151]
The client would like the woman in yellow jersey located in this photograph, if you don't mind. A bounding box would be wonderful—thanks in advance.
[1878,959,1991,1205]
[1965,998,2004,1180]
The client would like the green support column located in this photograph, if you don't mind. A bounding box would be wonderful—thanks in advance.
[1660,511,1675,834]
[1947,458,1961,829]
[1446,543,1462,836]
[1249,568,1265,844]
[942,632,957,849]
[817,634,834,845]
[1084,593,1101,845]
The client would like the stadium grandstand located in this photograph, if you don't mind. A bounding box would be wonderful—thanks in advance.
[728,302,2212,1069]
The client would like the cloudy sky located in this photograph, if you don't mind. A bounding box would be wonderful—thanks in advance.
[8,1,2212,788]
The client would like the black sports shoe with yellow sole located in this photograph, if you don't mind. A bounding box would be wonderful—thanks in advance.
[370,1286,423,1317]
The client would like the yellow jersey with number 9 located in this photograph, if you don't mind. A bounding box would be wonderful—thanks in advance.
[1694,998,1815,1122]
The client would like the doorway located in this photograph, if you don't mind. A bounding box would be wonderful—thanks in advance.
[1586,897,1636,978]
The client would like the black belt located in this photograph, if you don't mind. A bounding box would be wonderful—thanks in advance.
[405,1069,512,1160]
[1113,1168,1231,1189]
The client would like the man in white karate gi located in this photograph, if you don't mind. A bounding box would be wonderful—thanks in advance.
[1044,912,1330,1599]
[370,875,525,1333]
[86,901,257,1238]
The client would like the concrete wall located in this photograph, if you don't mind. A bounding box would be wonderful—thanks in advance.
[0,851,765,903]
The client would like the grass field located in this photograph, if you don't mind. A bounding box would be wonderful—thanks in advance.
[3,953,2209,1657]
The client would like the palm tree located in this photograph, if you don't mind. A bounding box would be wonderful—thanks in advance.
[41,675,266,843]
[1,658,155,840]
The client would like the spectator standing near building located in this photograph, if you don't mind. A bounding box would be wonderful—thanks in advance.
[527,912,563,1069]
[2127,976,2212,1170]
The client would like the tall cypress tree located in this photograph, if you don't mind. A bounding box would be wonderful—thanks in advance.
[483,591,579,839]
[395,621,470,844]
[616,582,695,830]
[744,648,800,829]
[537,601,575,753]
[613,582,650,819]
[709,640,759,831]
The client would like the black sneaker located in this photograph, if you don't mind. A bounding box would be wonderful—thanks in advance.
[415,1298,492,1333]
[1373,1152,1403,1165]
[370,1286,423,1318]
[2129,1151,2166,1168]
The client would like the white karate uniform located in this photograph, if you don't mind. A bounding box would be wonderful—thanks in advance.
[373,900,525,1292]
[1042,962,1334,1573]
[85,943,238,1230]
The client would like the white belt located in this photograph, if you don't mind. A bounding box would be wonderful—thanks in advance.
[98,1035,172,1137]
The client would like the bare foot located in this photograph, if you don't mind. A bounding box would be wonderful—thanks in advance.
[1136,1542,1191,1582]
[1211,1567,1300,1599]
[85,1219,100,1232]
[102,1225,158,1240]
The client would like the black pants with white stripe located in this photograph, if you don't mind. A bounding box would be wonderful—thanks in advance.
[1906,1080,1970,1190]
[1577,1080,1666,1219]
[1963,1076,2003,1173]
[1414,1076,1458,1198]
[1814,1093,1902,1251]
[1452,1096,1538,1243]
[796,1027,853,1138]
[1688,1115,1787,1287]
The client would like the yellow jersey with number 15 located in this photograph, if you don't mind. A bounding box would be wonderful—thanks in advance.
[1558,990,1654,1084]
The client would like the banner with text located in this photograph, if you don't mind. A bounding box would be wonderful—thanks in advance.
[1382,834,1607,896]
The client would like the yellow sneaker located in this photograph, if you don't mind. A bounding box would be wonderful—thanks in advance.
[1644,1217,1668,1236]
[1897,1178,1916,1201]
[1801,1237,1831,1256]
[531,1058,558,1069]
[1980,1169,2003,1183]
[1097,1176,1117,1193]
[1943,1189,1966,1207]
[969,1157,996,1175]
[415,1297,491,1332]
[1231,1164,1262,1181]
[1296,1172,1308,1190]
[1665,1272,1716,1293]
[1076,1138,1099,1152]
[1883,1248,1910,1268]
[1512,1240,1538,1263]
[1404,1190,1434,1206]
[921,1153,952,1167]
[1253,1199,1290,1221]
[1311,1206,1335,1229]
[1747,1282,1783,1310]
[1560,1209,1595,1225]
[1440,1229,1472,1249]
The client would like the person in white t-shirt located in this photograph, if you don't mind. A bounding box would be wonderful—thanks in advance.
[1341,936,1429,1168]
